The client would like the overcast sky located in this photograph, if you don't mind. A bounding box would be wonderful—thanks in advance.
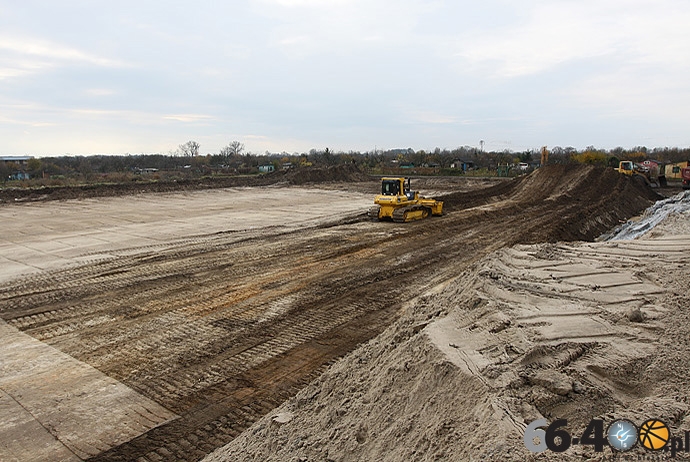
[1,0,689,156]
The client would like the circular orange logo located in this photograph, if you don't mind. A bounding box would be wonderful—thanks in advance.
[638,419,670,451]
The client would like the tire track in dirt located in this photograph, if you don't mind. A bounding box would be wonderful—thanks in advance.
[0,166,660,461]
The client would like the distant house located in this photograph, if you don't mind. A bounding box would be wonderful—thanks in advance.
[10,171,30,180]
[450,160,474,171]
[2,156,34,180]
[259,165,275,173]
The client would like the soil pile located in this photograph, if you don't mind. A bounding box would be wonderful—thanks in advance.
[206,206,690,462]
[443,164,660,209]
[0,165,373,204]
[0,176,267,204]
[442,164,661,242]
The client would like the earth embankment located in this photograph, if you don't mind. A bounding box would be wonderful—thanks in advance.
[0,165,664,461]
[0,164,373,204]
[207,184,689,462]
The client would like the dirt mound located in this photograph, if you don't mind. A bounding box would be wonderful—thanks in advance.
[279,164,372,185]
[206,213,690,462]
[0,176,269,204]
[442,164,660,210]
[0,165,374,205]
[441,164,661,242]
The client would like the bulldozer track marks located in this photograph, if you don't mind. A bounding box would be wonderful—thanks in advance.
[0,166,661,461]
[0,220,436,462]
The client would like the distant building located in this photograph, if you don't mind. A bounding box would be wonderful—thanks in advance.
[259,165,275,173]
[450,160,474,171]
[2,156,34,180]
[10,171,30,180]
[1,156,33,165]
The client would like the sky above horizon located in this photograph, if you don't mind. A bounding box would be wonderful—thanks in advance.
[1,0,689,156]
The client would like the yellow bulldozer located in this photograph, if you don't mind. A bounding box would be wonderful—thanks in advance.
[368,177,443,222]
[615,160,667,187]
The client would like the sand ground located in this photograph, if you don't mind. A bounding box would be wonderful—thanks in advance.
[0,167,682,461]
[0,187,372,284]
[208,193,690,461]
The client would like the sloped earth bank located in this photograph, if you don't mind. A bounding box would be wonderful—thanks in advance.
[0,166,663,461]
[0,164,373,204]
[207,183,690,461]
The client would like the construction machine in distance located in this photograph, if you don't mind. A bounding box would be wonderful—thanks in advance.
[368,177,443,223]
[682,166,690,190]
[615,160,667,187]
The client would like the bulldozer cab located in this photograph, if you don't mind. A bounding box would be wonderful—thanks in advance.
[381,179,401,196]
[618,161,634,172]
[381,178,412,197]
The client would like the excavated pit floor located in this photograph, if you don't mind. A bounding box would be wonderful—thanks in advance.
[0,167,673,461]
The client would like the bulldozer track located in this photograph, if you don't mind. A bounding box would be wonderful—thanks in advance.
[0,166,662,461]
[1,220,442,461]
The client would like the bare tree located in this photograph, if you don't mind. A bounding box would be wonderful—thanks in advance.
[179,140,200,157]
[219,141,244,163]
[219,145,233,161]
[228,140,244,157]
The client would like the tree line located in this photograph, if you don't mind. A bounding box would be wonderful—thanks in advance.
[3,142,690,184]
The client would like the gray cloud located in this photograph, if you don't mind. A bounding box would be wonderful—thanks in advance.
[0,0,688,155]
